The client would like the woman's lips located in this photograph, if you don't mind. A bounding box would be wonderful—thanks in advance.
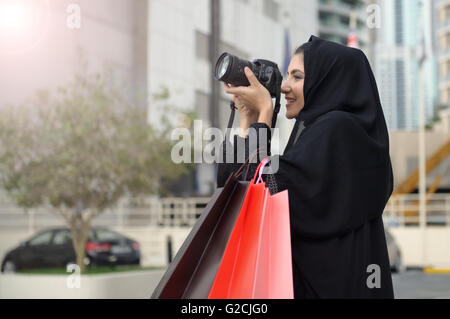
[286,99,296,107]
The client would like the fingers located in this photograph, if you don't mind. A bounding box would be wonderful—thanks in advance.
[224,84,247,95]
[233,96,242,109]
[244,67,259,86]
[222,67,259,95]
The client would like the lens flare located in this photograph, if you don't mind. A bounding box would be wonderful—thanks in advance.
[0,0,50,54]
[0,1,35,31]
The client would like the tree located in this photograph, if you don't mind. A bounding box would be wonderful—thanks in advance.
[0,72,190,272]
[426,104,449,130]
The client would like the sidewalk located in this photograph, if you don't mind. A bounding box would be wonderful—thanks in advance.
[392,270,450,299]
[0,270,165,299]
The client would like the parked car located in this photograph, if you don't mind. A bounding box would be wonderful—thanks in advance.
[386,229,404,273]
[1,227,140,273]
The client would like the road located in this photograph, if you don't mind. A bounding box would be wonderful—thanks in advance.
[392,270,450,299]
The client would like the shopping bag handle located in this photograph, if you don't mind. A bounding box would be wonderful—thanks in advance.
[254,157,271,184]
[234,147,267,180]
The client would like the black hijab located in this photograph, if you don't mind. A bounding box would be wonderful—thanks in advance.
[285,35,390,158]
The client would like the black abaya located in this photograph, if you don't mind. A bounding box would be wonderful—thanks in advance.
[217,35,395,298]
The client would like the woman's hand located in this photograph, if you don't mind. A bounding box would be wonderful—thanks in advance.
[223,67,274,129]
[232,95,258,121]
[232,95,258,137]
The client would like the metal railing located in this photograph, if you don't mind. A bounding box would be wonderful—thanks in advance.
[0,196,212,232]
[383,193,450,227]
[1,193,450,233]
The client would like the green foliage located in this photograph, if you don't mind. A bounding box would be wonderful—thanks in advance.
[426,104,449,130]
[0,72,191,213]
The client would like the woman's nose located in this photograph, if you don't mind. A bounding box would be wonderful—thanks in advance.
[281,83,290,94]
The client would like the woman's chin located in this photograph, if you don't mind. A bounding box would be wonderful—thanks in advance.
[285,112,295,120]
[285,107,303,120]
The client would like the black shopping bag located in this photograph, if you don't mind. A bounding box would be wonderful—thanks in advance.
[151,172,249,299]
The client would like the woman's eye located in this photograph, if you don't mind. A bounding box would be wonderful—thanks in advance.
[294,76,303,80]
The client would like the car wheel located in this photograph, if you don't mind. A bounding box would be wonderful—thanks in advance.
[2,260,17,273]
[392,252,405,273]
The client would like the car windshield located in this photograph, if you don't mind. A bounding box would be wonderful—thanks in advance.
[46,229,96,244]
[28,231,53,246]
[53,230,72,245]
[94,229,126,241]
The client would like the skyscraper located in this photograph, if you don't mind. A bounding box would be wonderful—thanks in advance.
[318,0,369,52]
[436,0,450,108]
[375,0,437,131]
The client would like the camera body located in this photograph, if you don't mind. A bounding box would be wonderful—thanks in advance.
[214,53,283,98]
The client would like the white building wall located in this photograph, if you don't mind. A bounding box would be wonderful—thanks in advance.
[147,0,198,125]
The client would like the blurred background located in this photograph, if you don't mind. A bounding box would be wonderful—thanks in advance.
[0,0,449,299]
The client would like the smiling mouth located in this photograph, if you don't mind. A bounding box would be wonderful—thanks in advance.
[286,99,296,106]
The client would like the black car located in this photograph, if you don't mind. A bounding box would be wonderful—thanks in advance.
[385,229,404,273]
[1,227,140,273]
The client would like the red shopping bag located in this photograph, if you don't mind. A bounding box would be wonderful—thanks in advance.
[254,189,293,299]
[208,158,293,299]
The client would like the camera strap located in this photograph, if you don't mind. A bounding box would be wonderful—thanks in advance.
[227,101,237,129]
[271,89,281,129]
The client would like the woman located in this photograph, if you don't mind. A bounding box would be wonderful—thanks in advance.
[217,35,395,299]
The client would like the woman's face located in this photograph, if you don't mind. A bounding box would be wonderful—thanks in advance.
[281,53,305,119]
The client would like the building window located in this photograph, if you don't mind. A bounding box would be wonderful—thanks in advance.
[319,12,333,26]
[396,59,405,129]
[195,31,209,61]
[395,0,403,45]
[339,15,350,27]
[263,0,279,21]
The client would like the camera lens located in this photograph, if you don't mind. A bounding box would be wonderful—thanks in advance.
[214,52,253,86]
[216,54,230,80]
